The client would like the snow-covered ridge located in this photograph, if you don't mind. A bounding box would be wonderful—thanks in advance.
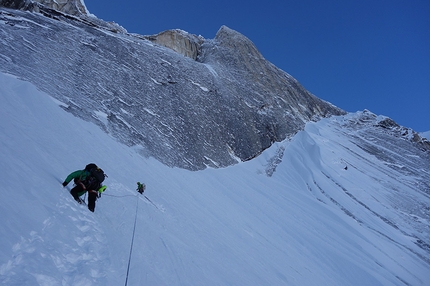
[344,110,430,152]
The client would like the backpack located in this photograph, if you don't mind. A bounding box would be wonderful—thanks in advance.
[84,163,106,184]
[91,167,106,184]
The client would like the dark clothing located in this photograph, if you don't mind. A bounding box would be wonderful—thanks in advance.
[63,169,102,212]
[70,183,85,202]
[137,182,145,194]
[69,183,98,212]
[87,190,98,212]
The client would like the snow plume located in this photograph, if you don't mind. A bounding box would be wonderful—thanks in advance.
[1,72,429,285]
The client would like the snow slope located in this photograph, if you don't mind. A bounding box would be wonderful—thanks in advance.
[1,72,429,285]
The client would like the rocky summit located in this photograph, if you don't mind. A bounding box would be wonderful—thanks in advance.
[0,1,344,170]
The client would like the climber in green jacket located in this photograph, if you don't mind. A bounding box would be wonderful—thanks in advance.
[137,182,145,194]
[62,163,107,212]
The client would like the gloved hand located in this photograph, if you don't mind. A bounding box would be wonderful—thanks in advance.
[62,181,68,187]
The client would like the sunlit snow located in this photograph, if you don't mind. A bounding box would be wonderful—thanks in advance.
[0,72,429,285]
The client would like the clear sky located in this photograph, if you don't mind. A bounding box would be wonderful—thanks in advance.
[83,0,429,132]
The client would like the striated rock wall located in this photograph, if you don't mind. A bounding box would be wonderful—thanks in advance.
[33,0,87,15]
[0,0,87,15]
[144,29,204,60]
[0,8,345,170]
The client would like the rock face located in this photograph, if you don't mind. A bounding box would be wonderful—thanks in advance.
[34,0,87,15]
[373,113,430,150]
[144,30,204,60]
[0,0,87,15]
[0,5,345,170]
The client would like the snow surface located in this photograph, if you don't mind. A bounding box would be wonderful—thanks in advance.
[0,72,429,285]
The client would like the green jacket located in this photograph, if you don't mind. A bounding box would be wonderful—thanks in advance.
[64,170,90,185]
[64,170,107,195]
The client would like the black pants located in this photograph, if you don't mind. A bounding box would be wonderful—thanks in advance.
[70,184,97,212]
[87,191,97,212]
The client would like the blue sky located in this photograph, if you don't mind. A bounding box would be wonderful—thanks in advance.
[84,0,429,132]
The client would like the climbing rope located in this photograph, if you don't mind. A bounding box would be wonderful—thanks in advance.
[103,193,136,198]
[124,195,139,286]
[103,190,156,284]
